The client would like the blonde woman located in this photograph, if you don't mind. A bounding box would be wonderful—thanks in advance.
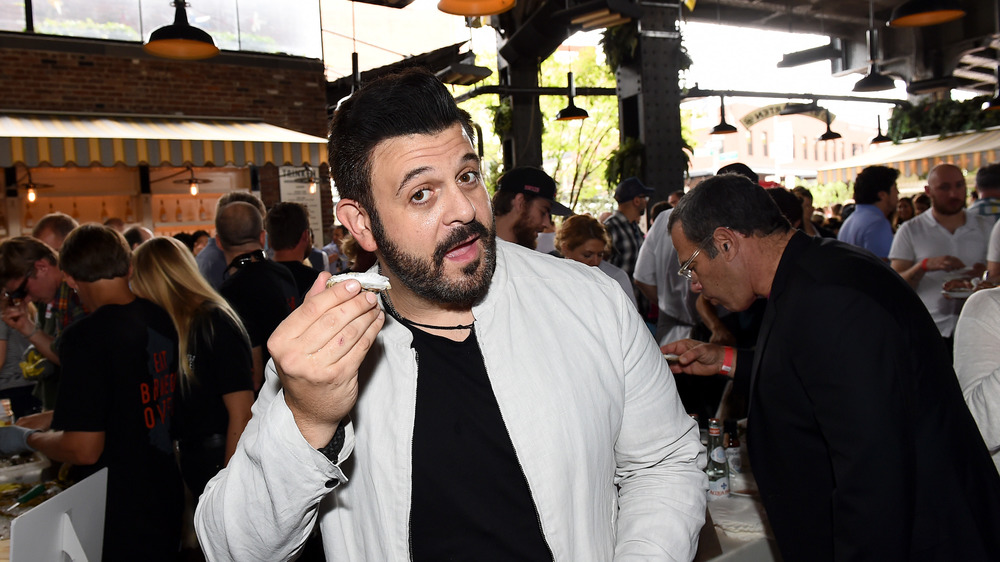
[131,237,254,498]
[555,214,637,310]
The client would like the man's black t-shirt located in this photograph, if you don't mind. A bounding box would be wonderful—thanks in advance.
[53,298,182,561]
[219,260,298,366]
[408,327,552,561]
[278,260,321,300]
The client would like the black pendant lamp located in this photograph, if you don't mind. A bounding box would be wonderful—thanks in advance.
[144,1,219,60]
[710,96,738,135]
[819,109,842,141]
[556,72,589,121]
[854,1,896,92]
[888,0,966,27]
[871,116,892,144]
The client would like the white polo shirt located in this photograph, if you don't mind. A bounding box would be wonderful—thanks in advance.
[634,209,700,344]
[889,209,993,337]
[987,218,1000,263]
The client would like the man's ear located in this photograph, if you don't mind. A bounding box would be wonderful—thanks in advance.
[512,193,526,213]
[337,199,378,252]
[715,227,739,261]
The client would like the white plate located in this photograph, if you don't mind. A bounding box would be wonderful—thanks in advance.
[942,289,974,299]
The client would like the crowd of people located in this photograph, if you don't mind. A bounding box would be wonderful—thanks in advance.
[0,66,997,561]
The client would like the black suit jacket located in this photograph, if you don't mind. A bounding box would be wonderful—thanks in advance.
[733,232,1000,561]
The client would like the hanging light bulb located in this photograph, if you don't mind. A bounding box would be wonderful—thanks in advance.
[27,188,36,203]
[308,178,317,194]
[189,179,199,196]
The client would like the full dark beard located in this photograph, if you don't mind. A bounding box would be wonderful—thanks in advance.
[511,212,538,249]
[370,212,497,308]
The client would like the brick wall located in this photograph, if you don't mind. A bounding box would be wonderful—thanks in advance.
[0,36,329,138]
[1,34,338,241]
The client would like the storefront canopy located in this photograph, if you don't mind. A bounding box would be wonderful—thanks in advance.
[0,113,329,168]
[817,127,1000,184]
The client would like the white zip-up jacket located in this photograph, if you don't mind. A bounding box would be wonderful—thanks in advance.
[195,240,708,561]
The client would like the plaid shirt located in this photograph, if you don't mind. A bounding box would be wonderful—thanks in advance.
[41,281,88,340]
[968,197,1000,222]
[603,211,644,277]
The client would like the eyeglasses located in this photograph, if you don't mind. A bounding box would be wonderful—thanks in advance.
[677,248,702,280]
[4,275,30,303]
[677,233,720,280]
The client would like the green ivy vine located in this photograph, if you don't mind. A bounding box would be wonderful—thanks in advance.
[888,95,1000,141]
[605,136,645,189]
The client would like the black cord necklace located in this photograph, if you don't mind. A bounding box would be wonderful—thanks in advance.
[381,290,474,331]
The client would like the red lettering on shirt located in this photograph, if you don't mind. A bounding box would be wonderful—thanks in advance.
[153,350,167,374]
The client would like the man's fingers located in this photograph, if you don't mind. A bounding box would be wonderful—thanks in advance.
[307,306,384,367]
[271,280,371,344]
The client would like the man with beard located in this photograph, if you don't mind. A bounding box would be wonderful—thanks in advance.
[890,163,992,347]
[195,68,707,561]
[604,177,656,317]
[492,166,572,249]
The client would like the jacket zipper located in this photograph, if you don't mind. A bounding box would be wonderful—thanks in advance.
[476,329,554,561]
[407,348,419,561]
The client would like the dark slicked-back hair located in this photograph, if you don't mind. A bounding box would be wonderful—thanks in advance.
[853,165,900,204]
[329,67,475,217]
[266,202,310,250]
[60,224,131,282]
[976,163,1000,192]
[767,187,804,227]
[668,173,791,258]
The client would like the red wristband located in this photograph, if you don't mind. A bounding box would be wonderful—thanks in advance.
[920,258,929,271]
[718,346,734,375]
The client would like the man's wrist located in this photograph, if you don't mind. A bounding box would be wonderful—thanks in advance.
[318,421,347,462]
[718,346,735,376]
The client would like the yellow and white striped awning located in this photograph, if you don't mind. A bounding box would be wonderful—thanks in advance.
[0,113,328,168]
[817,127,1000,184]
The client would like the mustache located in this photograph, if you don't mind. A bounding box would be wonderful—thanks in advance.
[433,221,490,266]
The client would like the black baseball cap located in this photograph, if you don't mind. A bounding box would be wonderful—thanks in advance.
[614,177,655,202]
[496,167,573,216]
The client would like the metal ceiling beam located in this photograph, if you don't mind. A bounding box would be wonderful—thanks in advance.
[682,86,911,107]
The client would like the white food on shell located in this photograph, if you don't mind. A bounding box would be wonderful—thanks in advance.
[327,271,391,291]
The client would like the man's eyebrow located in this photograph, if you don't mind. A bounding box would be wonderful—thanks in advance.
[395,152,482,196]
[396,166,432,197]
[461,152,480,167]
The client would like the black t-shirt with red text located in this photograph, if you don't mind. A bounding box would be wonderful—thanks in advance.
[53,298,182,561]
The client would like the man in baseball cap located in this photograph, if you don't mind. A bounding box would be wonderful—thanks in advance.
[604,177,655,279]
[492,167,572,249]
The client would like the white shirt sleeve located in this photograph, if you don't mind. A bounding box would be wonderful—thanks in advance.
[195,360,354,561]
[953,287,1000,474]
[988,219,1000,263]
